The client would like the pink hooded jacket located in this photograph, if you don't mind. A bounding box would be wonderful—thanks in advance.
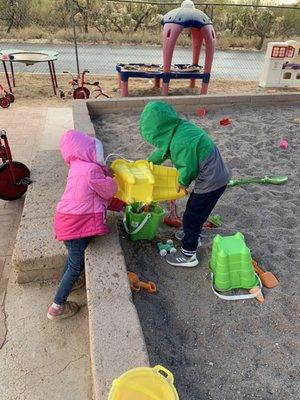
[54,130,117,241]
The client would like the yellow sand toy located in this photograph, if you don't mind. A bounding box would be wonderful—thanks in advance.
[108,365,179,400]
[111,159,186,204]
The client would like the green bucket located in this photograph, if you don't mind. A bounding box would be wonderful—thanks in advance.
[123,203,165,241]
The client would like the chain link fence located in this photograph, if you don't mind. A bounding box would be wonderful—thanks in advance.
[0,0,299,83]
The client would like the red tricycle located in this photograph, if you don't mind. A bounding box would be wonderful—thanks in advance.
[0,84,15,108]
[62,69,110,100]
[0,130,31,200]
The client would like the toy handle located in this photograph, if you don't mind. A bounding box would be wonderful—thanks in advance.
[153,365,174,384]
[140,281,157,293]
[211,273,262,301]
[252,260,265,276]
[123,213,151,235]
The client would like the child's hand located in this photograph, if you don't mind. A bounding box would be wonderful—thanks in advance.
[177,184,188,195]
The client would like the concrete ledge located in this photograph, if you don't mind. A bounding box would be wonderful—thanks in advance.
[12,150,67,283]
[73,101,96,135]
[85,215,149,400]
[81,92,300,117]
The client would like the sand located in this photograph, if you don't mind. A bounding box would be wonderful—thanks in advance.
[93,104,300,400]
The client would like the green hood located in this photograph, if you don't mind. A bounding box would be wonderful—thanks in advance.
[139,101,214,186]
[139,101,180,156]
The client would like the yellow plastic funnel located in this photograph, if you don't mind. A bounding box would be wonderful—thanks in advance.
[108,365,179,400]
[111,159,186,204]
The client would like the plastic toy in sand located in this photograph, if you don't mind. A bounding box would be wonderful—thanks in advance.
[111,159,186,204]
[123,202,165,241]
[252,260,279,289]
[127,272,157,294]
[228,174,288,187]
[196,108,206,117]
[108,365,179,400]
[157,240,177,257]
[164,200,182,228]
[203,214,222,228]
[279,139,289,149]
[220,117,231,126]
[210,232,263,302]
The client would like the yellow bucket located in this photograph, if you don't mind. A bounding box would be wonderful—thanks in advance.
[108,365,179,400]
[111,159,186,204]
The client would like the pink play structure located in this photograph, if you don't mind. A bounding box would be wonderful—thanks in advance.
[116,0,216,97]
[161,0,216,95]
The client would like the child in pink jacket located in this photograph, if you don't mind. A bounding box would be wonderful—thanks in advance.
[47,130,117,320]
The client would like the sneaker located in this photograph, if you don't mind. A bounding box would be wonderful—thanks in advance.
[71,274,85,292]
[175,230,202,247]
[166,251,199,268]
[47,301,80,321]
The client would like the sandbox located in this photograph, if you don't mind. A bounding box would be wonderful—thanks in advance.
[92,98,299,399]
[12,94,299,400]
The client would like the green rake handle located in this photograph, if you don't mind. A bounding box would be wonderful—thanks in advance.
[228,175,288,187]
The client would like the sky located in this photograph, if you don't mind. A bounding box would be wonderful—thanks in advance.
[280,0,298,3]
[272,0,298,3]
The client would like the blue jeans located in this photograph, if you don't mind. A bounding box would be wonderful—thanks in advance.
[182,185,227,253]
[54,238,91,305]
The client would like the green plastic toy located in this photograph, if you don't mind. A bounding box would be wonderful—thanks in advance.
[228,175,288,187]
[210,232,259,292]
[157,240,176,257]
[123,202,165,241]
[206,214,222,228]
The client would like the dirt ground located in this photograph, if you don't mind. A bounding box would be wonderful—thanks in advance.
[94,104,300,400]
[1,72,294,108]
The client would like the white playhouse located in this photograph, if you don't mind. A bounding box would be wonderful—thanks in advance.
[259,40,300,88]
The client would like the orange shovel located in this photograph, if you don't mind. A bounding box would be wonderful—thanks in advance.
[127,272,157,294]
[252,260,279,289]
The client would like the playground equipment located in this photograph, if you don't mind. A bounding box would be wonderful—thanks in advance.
[259,40,300,89]
[117,0,215,96]
[108,365,179,400]
[0,84,14,108]
[111,159,186,204]
[228,174,288,187]
[210,232,263,302]
[62,69,110,99]
[123,202,165,241]
[0,130,31,201]
[127,272,157,293]
[0,49,59,95]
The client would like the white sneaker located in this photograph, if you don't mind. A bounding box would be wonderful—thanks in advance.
[166,251,199,268]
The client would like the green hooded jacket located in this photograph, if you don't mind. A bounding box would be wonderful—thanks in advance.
[139,101,214,187]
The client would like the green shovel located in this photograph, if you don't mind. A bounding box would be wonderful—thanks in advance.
[228,175,288,188]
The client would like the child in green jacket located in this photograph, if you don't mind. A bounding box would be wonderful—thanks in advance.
[139,101,230,267]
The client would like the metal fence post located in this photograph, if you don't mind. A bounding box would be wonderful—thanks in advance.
[70,0,80,76]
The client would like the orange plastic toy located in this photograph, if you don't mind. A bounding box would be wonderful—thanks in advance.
[127,272,157,294]
[252,260,279,289]
[249,286,265,303]
[196,108,206,117]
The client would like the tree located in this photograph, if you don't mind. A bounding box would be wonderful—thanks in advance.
[0,0,32,33]
[244,7,279,50]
